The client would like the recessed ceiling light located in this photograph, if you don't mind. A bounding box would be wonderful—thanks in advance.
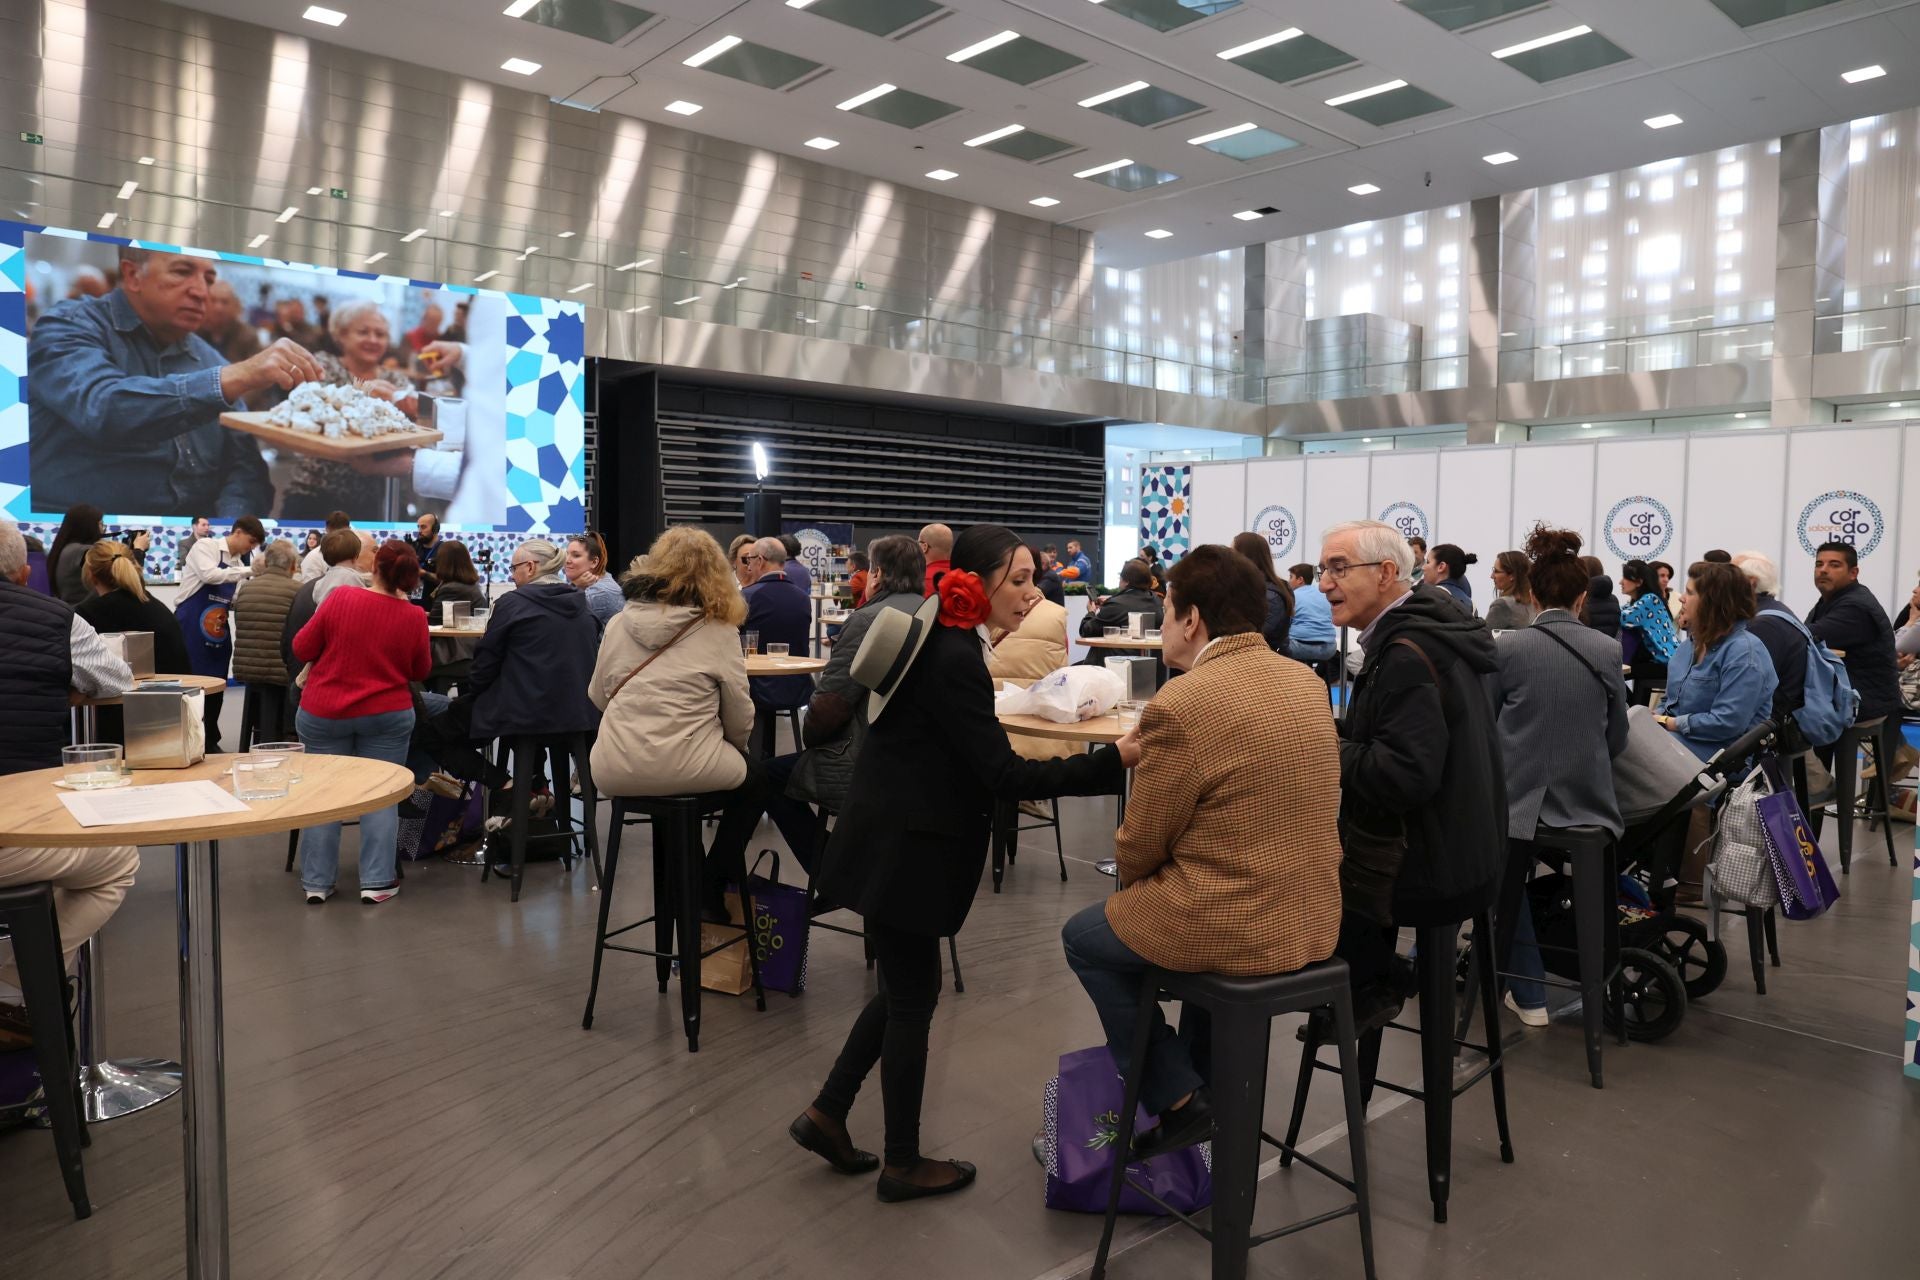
[1644,113,1683,129]
[673,294,702,305]
[557,230,575,238]
[836,83,896,111]
[501,57,541,75]
[400,227,426,242]
[1842,64,1886,83]
[1348,183,1380,195]
[664,100,703,116]
[1232,209,1263,221]
[474,270,499,283]
[305,186,324,196]
[95,212,116,229]
[1581,422,1592,429]
[1491,25,1590,59]
[857,304,875,310]
[1144,228,1173,239]
[302,5,346,26]
[275,205,300,223]
[624,304,651,313]
[965,124,1024,147]
[247,233,269,249]
[1217,29,1302,61]
[1362,437,1372,443]
[1735,411,1749,418]
[1483,151,1519,165]
[567,282,593,293]
[518,246,539,260]
[501,0,539,15]
[800,316,817,324]
[804,136,840,150]
[137,156,155,165]
[614,259,654,270]
[1077,80,1149,108]
[438,209,455,217]
[1029,196,1060,207]
[1074,157,1132,178]
[682,35,742,68]
[723,281,739,290]
[948,30,1020,63]
[925,168,958,181]
[115,180,137,199]
[785,0,819,8]
[364,251,387,265]
[1187,122,1257,146]
[1326,79,1407,107]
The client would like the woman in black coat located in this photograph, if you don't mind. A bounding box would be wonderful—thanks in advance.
[1232,531,1294,653]
[796,525,1125,1202]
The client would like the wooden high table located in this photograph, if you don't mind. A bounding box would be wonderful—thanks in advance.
[70,674,229,746]
[743,653,828,676]
[0,754,415,1280]
[996,711,1130,886]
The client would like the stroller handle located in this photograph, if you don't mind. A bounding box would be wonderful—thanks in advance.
[1706,717,1777,770]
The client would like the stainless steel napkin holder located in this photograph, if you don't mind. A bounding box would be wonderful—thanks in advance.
[124,685,207,769]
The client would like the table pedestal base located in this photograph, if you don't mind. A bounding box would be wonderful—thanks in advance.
[82,1058,184,1123]
[177,838,229,1279]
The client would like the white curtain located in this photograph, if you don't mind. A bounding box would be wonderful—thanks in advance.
[1088,249,1244,373]
[1292,207,1470,360]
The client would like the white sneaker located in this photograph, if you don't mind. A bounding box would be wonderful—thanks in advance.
[1504,990,1549,1027]
[304,887,333,905]
[360,884,400,905]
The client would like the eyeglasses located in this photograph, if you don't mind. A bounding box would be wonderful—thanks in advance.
[509,559,535,572]
[1316,560,1385,581]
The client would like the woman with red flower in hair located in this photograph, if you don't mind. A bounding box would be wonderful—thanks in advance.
[792,524,1128,1202]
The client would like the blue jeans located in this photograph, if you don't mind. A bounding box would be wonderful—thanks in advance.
[1289,638,1337,663]
[1504,894,1548,1011]
[297,706,415,893]
[1061,902,1206,1116]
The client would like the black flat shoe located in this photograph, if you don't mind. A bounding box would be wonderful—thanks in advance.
[1132,1090,1214,1162]
[789,1113,879,1175]
[876,1159,977,1203]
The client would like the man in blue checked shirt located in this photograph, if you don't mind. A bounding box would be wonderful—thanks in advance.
[28,247,321,517]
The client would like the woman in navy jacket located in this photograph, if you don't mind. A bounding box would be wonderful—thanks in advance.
[794,525,1124,1203]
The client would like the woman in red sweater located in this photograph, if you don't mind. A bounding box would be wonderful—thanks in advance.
[292,539,432,904]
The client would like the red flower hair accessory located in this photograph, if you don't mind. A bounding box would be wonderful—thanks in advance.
[936,569,991,629]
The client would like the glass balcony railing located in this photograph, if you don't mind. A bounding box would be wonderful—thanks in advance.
[1497,311,1774,382]
[1261,356,1467,406]
[1813,283,1920,354]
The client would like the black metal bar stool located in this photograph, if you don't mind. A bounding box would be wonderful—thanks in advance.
[807,805,963,992]
[583,794,765,1052]
[1091,957,1376,1280]
[0,882,91,1220]
[1284,912,1513,1225]
[1819,716,1898,873]
[236,682,290,752]
[480,732,600,901]
[752,704,805,759]
[990,797,1068,891]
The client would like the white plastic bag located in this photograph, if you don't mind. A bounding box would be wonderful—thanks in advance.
[994,665,1124,724]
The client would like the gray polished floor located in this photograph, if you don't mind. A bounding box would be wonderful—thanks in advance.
[1,786,1913,1279]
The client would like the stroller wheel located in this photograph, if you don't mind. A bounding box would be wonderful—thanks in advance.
[1603,947,1687,1043]
[1652,914,1727,1001]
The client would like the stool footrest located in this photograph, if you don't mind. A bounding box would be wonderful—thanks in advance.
[1264,1132,1358,1194]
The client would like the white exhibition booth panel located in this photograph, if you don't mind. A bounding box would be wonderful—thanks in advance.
[1198,422,1918,617]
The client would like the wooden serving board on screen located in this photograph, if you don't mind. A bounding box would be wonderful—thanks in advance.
[219,411,443,461]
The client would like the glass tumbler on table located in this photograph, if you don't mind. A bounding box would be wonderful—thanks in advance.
[1114,700,1146,734]
[62,744,125,789]
[767,642,791,659]
[1103,626,1126,639]
[234,748,292,801]
[251,742,305,783]
[742,630,760,656]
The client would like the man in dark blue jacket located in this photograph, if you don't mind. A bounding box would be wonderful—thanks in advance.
[744,536,814,754]
[1806,541,1899,722]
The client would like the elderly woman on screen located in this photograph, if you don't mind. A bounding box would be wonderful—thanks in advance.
[280,298,417,516]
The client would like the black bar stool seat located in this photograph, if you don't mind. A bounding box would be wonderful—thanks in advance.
[1820,715,1898,874]
[1091,957,1376,1280]
[0,882,90,1220]
[1285,910,1514,1225]
[236,682,290,752]
[480,731,600,901]
[582,794,764,1052]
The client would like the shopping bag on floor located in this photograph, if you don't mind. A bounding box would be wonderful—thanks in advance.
[1042,1046,1211,1215]
[1756,762,1841,922]
[742,851,810,995]
[698,892,756,997]
[397,781,480,861]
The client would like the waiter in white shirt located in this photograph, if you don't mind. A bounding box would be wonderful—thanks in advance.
[176,514,264,750]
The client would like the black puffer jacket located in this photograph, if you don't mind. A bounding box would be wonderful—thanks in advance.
[1339,587,1506,926]
[1584,575,1621,638]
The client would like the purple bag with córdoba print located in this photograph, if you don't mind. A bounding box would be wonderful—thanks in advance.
[1042,1046,1211,1215]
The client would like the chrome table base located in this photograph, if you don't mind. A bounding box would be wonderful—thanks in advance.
[76,935,183,1123]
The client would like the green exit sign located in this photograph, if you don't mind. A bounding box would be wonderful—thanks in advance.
[328,188,348,199]
[19,132,43,145]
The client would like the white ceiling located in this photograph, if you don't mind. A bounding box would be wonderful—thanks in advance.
[159,0,1920,267]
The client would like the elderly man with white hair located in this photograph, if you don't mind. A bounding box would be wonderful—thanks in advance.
[741,535,815,755]
[1732,550,1811,732]
[0,523,139,1048]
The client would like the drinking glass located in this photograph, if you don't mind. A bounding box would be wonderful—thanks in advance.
[742,630,760,655]
[470,609,491,631]
[234,748,292,801]
[1104,626,1126,639]
[1114,700,1147,734]
[62,744,125,790]
[1144,629,1162,642]
[767,642,791,659]
[252,742,305,783]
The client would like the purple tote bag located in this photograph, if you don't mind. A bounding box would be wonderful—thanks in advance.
[741,851,810,995]
[1042,1046,1212,1215]
[1755,761,1842,922]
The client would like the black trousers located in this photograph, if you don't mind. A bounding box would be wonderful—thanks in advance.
[702,753,822,884]
[813,921,943,1168]
[414,695,508,788]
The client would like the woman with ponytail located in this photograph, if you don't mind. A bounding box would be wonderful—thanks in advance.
[795,524,1125,1203]
[76,538,191,675]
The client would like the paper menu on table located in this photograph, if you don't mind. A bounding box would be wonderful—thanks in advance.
[58,780,254,828]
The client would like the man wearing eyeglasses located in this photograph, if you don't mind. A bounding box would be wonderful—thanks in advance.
[1314,520,1504,1036]
[742,536,813,755]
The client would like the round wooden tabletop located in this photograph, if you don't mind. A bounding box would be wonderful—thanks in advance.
[71,673,230,708]
[427,626,483,639]
[0,754,416,849]
[997,711,1125,743]
[744,654,828,675]
[1081,635,1163,650]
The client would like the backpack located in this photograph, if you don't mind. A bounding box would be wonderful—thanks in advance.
[1763,608,1857,747]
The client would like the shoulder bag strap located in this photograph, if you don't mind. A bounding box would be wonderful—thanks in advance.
[1535,621,1610,688]
[1387,634,1442,686]
[610,616,703,702]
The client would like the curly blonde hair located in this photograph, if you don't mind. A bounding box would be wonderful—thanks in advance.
[625,526,747,625]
